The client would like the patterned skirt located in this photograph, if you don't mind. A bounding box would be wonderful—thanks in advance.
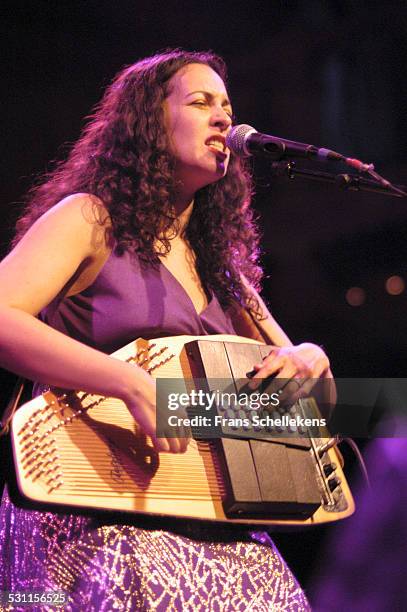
[0,487,310,611]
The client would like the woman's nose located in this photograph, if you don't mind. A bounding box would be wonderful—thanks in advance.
[211,107,232,130]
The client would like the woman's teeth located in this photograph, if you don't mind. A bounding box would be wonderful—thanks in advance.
[207,141,225,152]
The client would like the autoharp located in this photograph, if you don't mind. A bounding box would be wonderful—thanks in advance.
[10,335,354,527]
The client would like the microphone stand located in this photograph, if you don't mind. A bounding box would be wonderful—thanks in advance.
[271,161,407,198]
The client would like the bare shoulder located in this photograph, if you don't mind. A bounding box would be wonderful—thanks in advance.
[0,193,112,314]
[34,193,111,250]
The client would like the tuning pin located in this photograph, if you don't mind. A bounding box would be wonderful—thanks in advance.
[323,462,337,477]
[328,476,341,492]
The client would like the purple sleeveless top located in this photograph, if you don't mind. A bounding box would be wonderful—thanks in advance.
[40,249,237,352]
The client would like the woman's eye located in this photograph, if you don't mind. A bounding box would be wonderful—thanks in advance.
[192,100,206,107]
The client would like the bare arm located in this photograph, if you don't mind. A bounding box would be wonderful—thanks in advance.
[236,278,336,412]
[239,280,293,346]
[0,195,182,452]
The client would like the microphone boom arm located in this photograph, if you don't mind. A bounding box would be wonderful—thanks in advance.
[271,161,407,198]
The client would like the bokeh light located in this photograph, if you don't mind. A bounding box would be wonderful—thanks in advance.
[385,275,405,295]
[345,287,366,306]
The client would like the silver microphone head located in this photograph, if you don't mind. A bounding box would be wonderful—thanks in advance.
[226,124,258,157]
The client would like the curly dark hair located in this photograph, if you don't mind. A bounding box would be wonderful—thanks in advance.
[14,49,262,308]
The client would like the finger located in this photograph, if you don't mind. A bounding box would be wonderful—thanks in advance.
[259,365,296,398]
[269,368,301,405]
[252,349,281,371]
[172,413,191,451]
[246,348,282,378]
[178,438,189,453]
[152,437,170,453]
[159,422,190,453]
[296,377,317,396]
[178,424,191,453]
[172,423,190,453]
[247,359,285,390]
[278,378,309,408]
[167,436,182,453]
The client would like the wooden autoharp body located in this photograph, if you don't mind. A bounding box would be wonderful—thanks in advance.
[11,334,354,528]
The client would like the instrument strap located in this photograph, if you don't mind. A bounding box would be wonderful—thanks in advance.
[0,377,25,437]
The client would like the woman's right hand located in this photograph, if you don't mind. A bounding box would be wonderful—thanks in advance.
[122,364,189,454]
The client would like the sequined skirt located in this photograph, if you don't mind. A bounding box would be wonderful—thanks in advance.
[0,487,310,611]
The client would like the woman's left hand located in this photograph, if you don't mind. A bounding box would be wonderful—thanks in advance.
[248,342,333,407]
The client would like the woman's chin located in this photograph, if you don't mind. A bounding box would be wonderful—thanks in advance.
[215,159,228,177]
[201,159,229,184]
[175,161,229,194]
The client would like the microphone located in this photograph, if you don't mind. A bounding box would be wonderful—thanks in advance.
[226,124,368,168]
[226,124,406,197]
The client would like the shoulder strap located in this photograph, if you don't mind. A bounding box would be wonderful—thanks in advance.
[0,377,25,437]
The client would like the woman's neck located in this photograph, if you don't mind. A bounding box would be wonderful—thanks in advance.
[171,197,194,235]
[175,199,193,230]
[156,198,194,250]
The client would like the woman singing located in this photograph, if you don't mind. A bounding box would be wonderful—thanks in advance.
[0,49,331,609]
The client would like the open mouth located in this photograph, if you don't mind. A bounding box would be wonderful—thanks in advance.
[206,138,227,158]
